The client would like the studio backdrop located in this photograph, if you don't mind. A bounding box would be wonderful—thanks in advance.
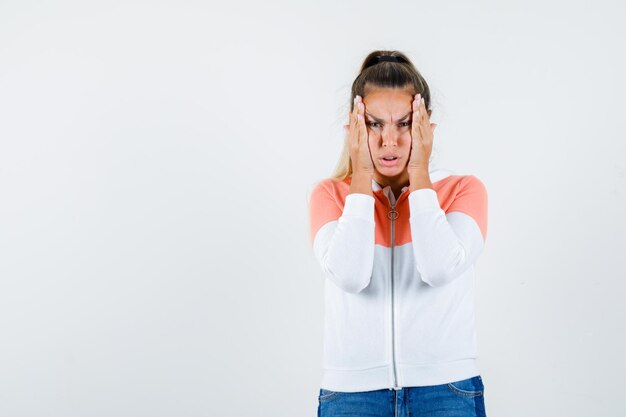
[0,1,624,416]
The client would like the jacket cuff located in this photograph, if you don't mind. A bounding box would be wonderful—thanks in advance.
[408,188,441,212]
[343,193,375,222]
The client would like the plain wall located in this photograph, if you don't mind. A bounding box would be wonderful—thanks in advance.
[1,0,624,416]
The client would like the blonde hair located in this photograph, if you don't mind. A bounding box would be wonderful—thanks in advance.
[329,50,433,182]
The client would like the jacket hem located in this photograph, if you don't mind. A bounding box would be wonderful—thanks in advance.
[320,358,479,392]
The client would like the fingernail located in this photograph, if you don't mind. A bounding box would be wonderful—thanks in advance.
[417,93,421,100]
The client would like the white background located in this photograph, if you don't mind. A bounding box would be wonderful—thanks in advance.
[1,1,624,416]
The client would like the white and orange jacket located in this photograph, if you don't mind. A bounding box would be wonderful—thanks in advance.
[307,165,488,392]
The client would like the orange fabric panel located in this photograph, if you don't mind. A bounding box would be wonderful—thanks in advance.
[308,179,350,246]
[309,177,394,248]
[373,195,393,247]
[378,196,411,246]
[389,175,488,244]
[437,175,488,241]
[308,174,488,247]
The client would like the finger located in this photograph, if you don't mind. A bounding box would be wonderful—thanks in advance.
[412,95,421,140]
[352,111,360,145]
[357,102,368,142]
[347,99,357,150]
[353,96,361,127]
[418,123,427,143]
[416,100,433,142]
[418,123,433,146]
[350,98,359,138]
[349,96,356,122]
[413,94,422,122]
[419,97,429,124]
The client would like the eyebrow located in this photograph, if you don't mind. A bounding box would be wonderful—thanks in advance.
[365,111,412,123]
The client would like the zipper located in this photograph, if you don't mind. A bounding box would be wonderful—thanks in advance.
[388,193,400,390]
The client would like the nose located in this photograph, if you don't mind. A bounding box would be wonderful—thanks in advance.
[381,126,399,147]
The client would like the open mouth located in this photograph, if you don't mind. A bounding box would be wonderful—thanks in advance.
[380,156,400,166]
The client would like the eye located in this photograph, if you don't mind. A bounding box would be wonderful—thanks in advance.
[367,122,381,128]
[399,122,411,127]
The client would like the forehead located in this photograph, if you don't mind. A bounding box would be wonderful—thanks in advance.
[363,88,414,121]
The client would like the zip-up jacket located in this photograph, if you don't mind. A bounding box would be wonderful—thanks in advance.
[307,166,488,392]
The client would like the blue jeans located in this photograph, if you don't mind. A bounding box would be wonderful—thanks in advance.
[317,375,486,417]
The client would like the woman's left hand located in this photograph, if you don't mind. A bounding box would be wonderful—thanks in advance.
[407,93,437,175]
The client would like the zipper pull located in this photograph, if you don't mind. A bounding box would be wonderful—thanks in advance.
[388,201,398,220]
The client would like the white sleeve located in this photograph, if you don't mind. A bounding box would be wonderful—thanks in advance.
[409,188,485,287]
[312,193,376,293]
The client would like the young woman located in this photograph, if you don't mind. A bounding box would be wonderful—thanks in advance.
[308,50,489,416]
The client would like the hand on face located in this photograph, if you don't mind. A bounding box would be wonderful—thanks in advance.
[345,95,375,175]
[408,93,437,175]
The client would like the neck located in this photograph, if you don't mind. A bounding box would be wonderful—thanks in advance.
[373,170,410,194]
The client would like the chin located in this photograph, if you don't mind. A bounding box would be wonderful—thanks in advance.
[376,163,409,177]
[376,168,405,177]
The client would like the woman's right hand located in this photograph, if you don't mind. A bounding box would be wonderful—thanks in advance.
[345,95,375,176]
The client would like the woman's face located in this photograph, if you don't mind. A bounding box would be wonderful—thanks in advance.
[362,87,430,182]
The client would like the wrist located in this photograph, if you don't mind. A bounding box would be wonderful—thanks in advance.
[408,169,433,192]
[352,171,373,180]
[349,171,373,196]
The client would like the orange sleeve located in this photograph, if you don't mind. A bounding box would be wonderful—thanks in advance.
[308,180,344,247]
[446,175,488,241]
